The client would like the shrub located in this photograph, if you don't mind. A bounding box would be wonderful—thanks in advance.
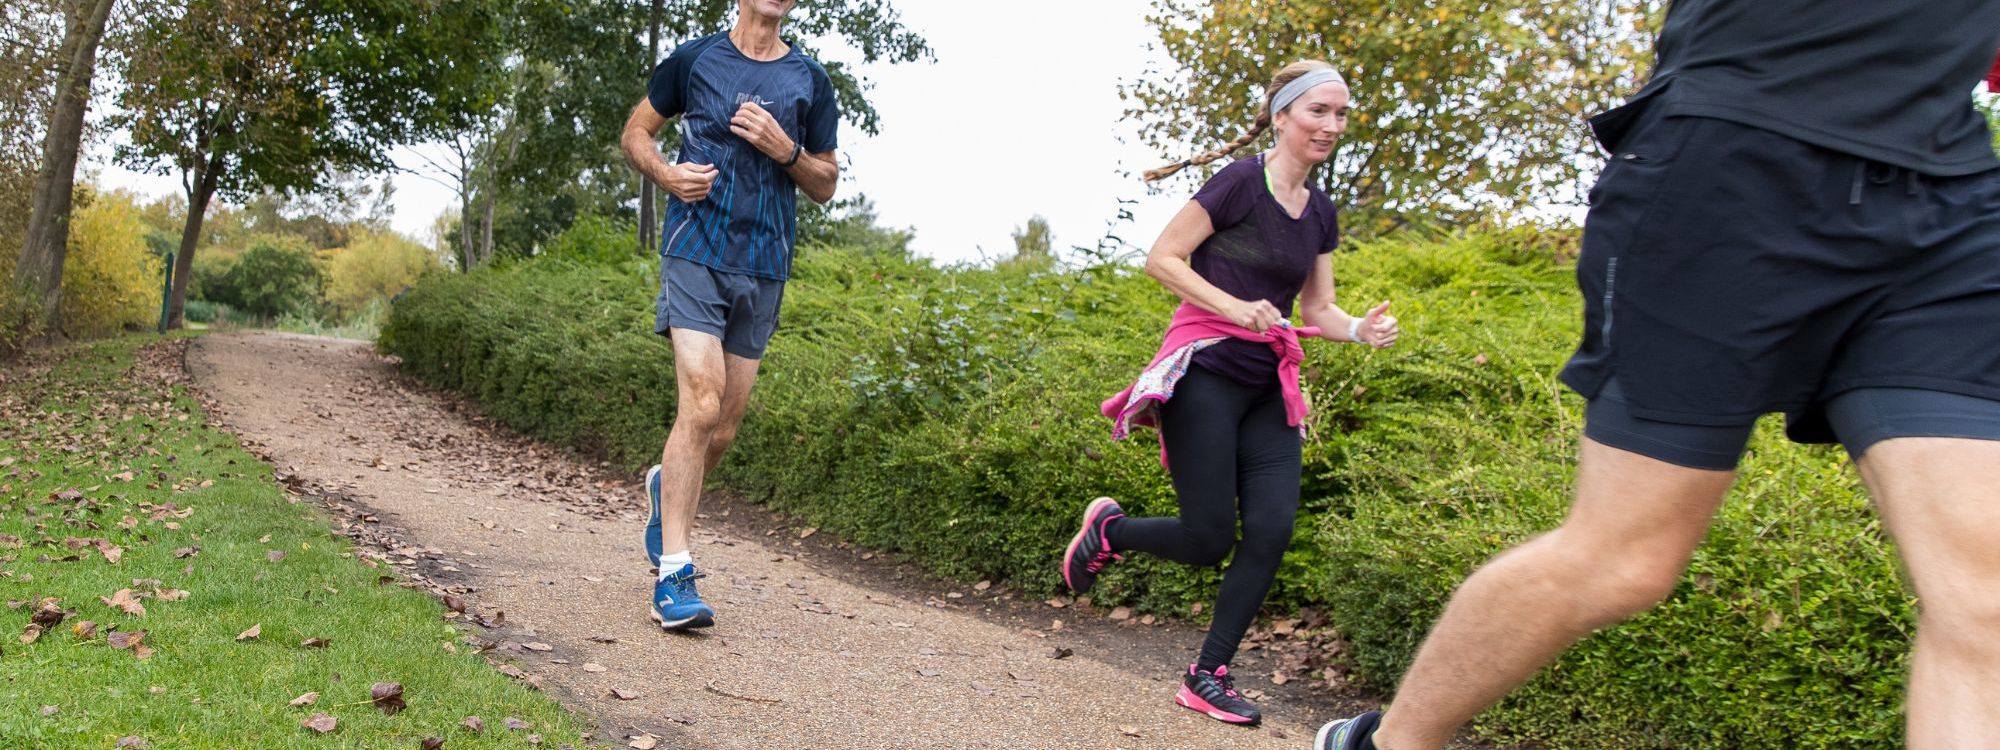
[223,235,322,319]
[60,188,164,337]
[381,228,1909,749]
[325,230,437,316]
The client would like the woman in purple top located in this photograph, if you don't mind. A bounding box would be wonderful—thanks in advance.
[1062,59,1401,727]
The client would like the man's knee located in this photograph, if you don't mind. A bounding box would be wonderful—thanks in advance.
[673,389,725,434]
[1534,527,1688,622]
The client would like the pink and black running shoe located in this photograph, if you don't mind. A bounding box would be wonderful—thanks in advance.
[1061,496,1125,593]
[1175,664,1261,726]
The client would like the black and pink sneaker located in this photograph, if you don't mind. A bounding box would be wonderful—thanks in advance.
[1175,664,1261,726]
[1061,496,1124,593]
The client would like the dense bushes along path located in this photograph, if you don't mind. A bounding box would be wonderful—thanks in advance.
[188,330,1340,749]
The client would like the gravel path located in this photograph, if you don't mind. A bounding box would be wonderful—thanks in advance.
[188,330,1319,750]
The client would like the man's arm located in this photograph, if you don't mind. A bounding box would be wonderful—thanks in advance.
[728,101,839,204]
[622,97,716,202]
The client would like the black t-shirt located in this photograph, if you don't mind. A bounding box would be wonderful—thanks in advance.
[1630,0,2000,176]
[1185,155,1341,387]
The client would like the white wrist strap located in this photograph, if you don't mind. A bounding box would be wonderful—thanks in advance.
[1347,317,1364,343]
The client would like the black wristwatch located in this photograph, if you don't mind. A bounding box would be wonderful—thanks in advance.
[781,141,803,168]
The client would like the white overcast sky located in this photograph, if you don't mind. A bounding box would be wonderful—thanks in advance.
[89,0,1196,266]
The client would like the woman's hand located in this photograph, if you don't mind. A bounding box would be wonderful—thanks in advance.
[1228,298,1284,333]
[1354,301,1399,348]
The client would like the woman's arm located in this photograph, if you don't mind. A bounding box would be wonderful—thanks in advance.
[1144,200,1282,332]
[1299,254,1399,347]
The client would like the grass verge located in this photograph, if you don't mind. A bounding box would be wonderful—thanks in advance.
[0,333,600,749]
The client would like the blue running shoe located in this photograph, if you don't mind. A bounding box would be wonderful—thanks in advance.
[1314,710,1383,750]
[650,563,714,630]
[643,465,662,567]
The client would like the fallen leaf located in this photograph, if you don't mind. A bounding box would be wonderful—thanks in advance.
[173,547,198,558]
[916,668,940,677]
[582,662,607,673]
[266,550,286,563]
[301,637,331,648]
[628,734,660,749]
[460,716,485,733]
[609,687,639,700]
[236,624,260,641]
[521,641,552,652]
[1109,606,1132,621]
[114,737,149,749]
[1139,614,1157,626]
[111,471,135,482]
[525,734,541,745]
[99,544,123,564]
[302,713,337,733]
[586,635,617,644]
[39,705,56,716]
[30,599,65,628]
[442,595,466,613]
[1045,597,1070,609]
[133,643,154,659]
[421,738,445,750]
[798,527,817,539]
[102,589,145,617]
[973,580,992,591]
[1120,725,1143,738]
[1272,672,1291,685]
[19,624,43,644]
[1048,647,1073,660]
[152,588,188,601]
[107,630,146,651]
[288,692,318,707]
[370,682,406,715]
[503,717,530,731]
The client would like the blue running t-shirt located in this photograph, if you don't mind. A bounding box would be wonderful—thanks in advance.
[649,32,839,281]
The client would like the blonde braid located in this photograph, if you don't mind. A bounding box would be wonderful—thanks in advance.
[1143,59,1336,184]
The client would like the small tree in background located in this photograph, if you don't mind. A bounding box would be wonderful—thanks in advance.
[1001,214,1055,271]
[326,231,437,317]
[1126,0,1659,235]
[59,187,162,337]
[218,236,320,320]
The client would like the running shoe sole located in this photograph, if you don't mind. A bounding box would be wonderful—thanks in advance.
[643,465,662,566]
[1060,496,1120,592]
[1174,683,1259,725]
[649,606,714,631]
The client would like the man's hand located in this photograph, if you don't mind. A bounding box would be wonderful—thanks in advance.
[730,101,796,162]
[665,162,718,202]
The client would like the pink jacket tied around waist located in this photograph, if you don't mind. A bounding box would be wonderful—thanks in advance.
[1101,303,1321,466]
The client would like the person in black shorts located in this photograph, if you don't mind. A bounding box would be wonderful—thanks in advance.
[1316,2,2000,749]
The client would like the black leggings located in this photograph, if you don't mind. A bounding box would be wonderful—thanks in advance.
[1108,364,1302,670]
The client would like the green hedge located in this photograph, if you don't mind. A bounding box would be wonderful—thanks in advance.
[380,229,1911,749]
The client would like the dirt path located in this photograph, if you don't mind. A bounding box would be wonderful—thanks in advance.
[187,331,1330,750]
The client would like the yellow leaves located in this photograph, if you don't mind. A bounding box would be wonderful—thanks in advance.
[61,187,163,337]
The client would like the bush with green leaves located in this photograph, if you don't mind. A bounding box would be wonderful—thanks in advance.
[220,235,322,319]
[381,228,1910,749]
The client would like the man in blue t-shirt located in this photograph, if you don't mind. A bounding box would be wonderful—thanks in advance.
[618,0,839,631]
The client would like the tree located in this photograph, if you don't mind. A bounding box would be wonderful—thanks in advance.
[1,0,61,251]
[408,0,933,265]
[1127,0,1658,235]
[13,0,119,334]
[224,236,320,319]
[59,187,163,337]
[111,0,506,328]
[1002,214,1054,270]
[325,231,436,316]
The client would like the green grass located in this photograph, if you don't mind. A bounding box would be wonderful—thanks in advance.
[0,333,600,749]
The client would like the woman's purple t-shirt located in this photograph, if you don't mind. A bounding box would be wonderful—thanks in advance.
[1186,154,1341,387]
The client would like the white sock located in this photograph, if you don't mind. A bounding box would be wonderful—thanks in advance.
[658,551,694,579]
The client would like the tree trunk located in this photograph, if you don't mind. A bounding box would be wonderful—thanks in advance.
[15,0,120,334]
[638,0,662,255]
[166,150,223,330]
[479,197,494,267]
[458,159,475,271]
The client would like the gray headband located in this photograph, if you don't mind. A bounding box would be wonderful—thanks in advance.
[1268,68,1346,115]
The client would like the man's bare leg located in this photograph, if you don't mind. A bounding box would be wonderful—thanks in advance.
[656,329,728,559]
[1858,437,2000,750]
[1373,438,1736,750]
